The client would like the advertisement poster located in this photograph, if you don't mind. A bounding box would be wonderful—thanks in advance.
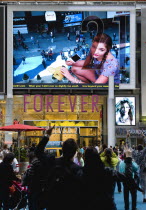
[13,11,130,89]
[115,97,136,126]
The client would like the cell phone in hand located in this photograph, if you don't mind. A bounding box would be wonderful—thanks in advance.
[71,54,81,62]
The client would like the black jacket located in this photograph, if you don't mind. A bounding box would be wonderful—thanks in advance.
[22,137,55,193]
[0,162,19,191]
[34,136,83,210]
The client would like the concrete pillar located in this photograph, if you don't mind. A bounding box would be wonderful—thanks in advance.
[4,98,13,145]
[141,9,146,116]
[107,76,115,147]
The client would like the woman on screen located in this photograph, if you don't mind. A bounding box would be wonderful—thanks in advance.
[60,33,119,84]
[115,98,135,125]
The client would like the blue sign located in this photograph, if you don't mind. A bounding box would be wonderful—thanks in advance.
[46,141,62,148]
[63,13,82,23]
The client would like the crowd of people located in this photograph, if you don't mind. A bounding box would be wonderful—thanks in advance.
[0,127,146,210]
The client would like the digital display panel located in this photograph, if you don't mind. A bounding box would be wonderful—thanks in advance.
[63,13,82,23]
[0,6,5,94]
[13,10,130,89]
[115,97,136,126]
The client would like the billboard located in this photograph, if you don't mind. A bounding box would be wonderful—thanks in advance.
[115,97,136,126]
[12,9,130,89]
[0,6,5,94]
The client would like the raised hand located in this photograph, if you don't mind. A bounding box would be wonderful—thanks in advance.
[45,125,55,136]
[124,145,133,158]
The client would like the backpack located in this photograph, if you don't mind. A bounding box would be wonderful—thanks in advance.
[46,159,80,209]
[125,158,133,178]
[47,161,72,194]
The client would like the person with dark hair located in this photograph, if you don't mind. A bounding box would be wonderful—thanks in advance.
[119,147,139,210]
[138,135,146,202]
[116,98,135,125]
[100,148,119,198]
[47,138,82,210]
[23,127,82,210]
[60,33,119,84]
[22,128,55,210]
[99,143,107,155]
[133,144,144,165]
[0,153,20,210]
[100,148,119,169]
[29,142,36,153]
[62,138,78,159]
[81,147,141,210]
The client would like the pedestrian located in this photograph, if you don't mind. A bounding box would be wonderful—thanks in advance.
[68,48,71,57]
[82,36,86,45]
[42,58,46,68]
[31,36,34,45]
[138,136,146,202]
[17,30,21,37]
[50,31,54,43]
[100,148,119,196]
[81,146,141,210]
[60,51,65,60]
[48,48,53,60]
[22,128,55,210]
[33,126,82,210]
[0,153,20,210]
[22,56,26,65]
[74,151,84,167]
[67,32,70,41]
[125,56,130,65]
[41,50,45,58]
[28,143,37,153]
[113,33,116,41]
[115,49,118,58]
[119,146,139,210]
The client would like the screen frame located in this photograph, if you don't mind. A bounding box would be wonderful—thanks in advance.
[115,96,136,126]
[7,4,136,95]
[0,6,5,94]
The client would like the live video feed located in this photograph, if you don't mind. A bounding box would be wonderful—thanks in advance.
[13,11,130,88]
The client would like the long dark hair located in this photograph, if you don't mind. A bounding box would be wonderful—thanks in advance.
[104,148,112,166]
[92,33,112,69]
[120,100,133,121]
[84,146,104,175]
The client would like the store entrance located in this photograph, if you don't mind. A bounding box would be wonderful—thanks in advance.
[80,136,98,147]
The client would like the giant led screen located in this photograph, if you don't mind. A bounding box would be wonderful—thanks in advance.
[13,11,130,89]
[0,6,5,93]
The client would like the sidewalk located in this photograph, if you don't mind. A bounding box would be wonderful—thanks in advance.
[115,186,145,210]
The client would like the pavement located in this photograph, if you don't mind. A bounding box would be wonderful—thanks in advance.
[19,185,145,210]
[115,185,145,210]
